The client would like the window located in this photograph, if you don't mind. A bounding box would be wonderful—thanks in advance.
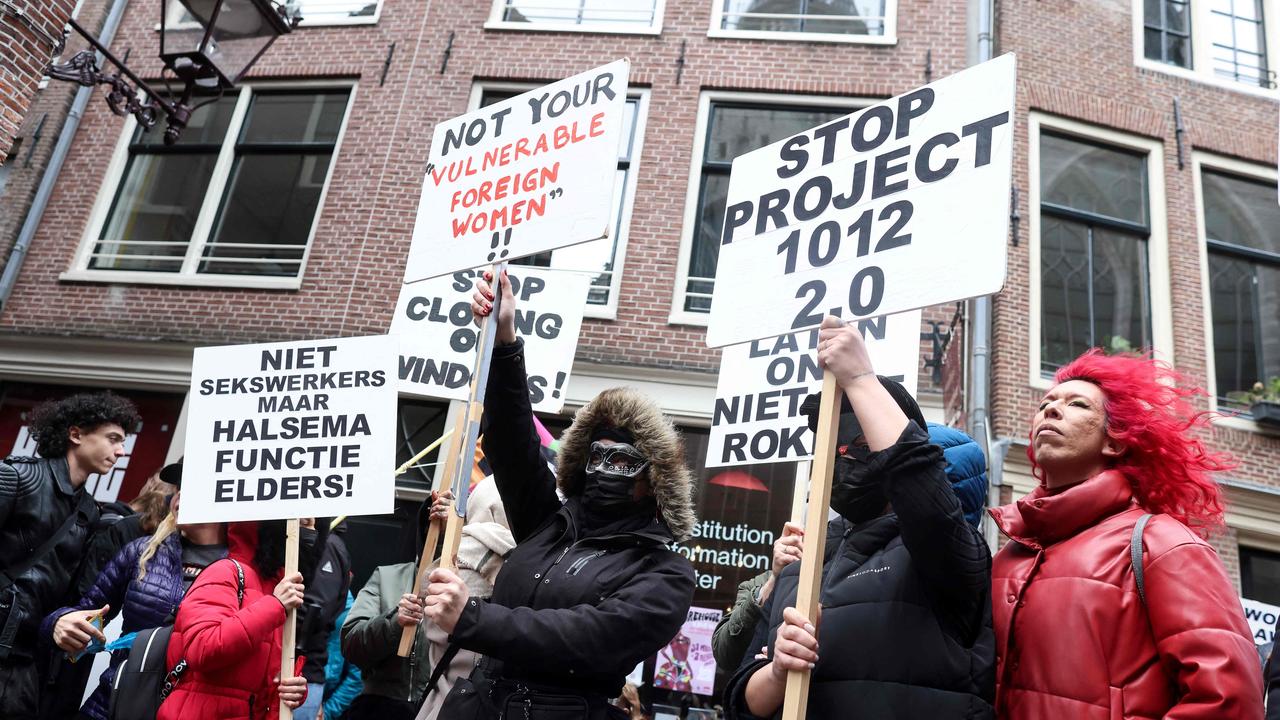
[74,86,352,287]
[674,98,852,319]
[1144,0,1192,67]
[475,86,648,317]
[1133,0,1277,92]
[712,0,894,42]
[1200,165,1280,410]
[487,0,664,33]
[1242,546,1280,606]
[165,0,381,28]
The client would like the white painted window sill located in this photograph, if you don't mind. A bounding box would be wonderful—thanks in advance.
[483,20,661,36]
[59,269,303,290]
[707,28,896,45]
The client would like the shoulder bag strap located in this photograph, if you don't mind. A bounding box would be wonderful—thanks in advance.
[163,558,248,699]
[1131,513,1154,607]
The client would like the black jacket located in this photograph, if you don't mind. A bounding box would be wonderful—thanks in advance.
[443,340,695,713]
[300,526,352,683]
[1266,623,1280,720]
[0,455,99,716]
[724,424,995,720]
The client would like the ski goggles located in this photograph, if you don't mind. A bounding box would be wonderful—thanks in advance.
[586,441,651,478]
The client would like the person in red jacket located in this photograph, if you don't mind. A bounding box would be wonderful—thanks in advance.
[158,519,311,719]
[991,350,1263,720]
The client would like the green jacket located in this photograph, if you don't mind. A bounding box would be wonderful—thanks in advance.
[711,570,770,672]
[340,562,430,705]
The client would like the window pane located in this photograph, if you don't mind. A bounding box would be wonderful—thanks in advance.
[93,153,221,272]
[707,105,846,163]
[1090,226,1151,354]
[720,0,886,35]
[200,152,334,275]
[1242,548,1280,607]
[1164,33,1191,67]
[1203,171,1280,255]
[1209,0,1270,87]
[501,0,657,27]
[294,0,381,23]
[1041,133,1148,226]
[135,95,237,147]
[1040,217,1092,371]
[240,92,349,144]
[1210,253,1260,401]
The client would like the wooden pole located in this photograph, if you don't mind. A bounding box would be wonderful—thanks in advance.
[279,518,300,719]
[780,371,841,720]
[396,417,467,657]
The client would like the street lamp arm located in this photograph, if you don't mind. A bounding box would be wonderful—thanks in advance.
[46,19,178,132]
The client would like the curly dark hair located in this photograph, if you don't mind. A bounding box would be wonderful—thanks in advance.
[28,392,142,458]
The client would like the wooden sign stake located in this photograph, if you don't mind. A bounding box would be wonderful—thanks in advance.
[781,370,841,720]
[397,419,466,657]
[279,518,300,719]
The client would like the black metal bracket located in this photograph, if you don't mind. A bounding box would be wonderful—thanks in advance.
[379,41,396,86]
[440,31,454,74]
[1172,97,1186,171]
[1009,185,1020,246]
[22,113,45,167]
[676,40,687,84]
[919,302,964,385]
[923,49,932,83]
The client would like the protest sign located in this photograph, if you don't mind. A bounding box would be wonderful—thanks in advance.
[1243,597,1280,646]
[390,266,589,413]
[180,335,397,524]
[404,60,631,282]
[707,310,921,468]
[654,607,721,697]
[706,53,1015,348]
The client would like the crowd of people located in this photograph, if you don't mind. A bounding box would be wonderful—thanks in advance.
[0,268,1276,719]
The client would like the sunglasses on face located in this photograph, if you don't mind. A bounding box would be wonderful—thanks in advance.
[586,441,651,478]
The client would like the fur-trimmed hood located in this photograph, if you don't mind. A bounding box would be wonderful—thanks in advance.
[556,387,697,541]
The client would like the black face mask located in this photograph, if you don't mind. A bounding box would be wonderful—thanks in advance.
[830,446,886,524]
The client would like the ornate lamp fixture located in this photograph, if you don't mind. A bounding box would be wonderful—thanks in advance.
[48,0,297,144]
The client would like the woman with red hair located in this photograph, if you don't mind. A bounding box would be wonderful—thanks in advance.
[990,350,1262,719]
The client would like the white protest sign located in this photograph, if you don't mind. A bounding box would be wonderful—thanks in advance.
[180,335,397,524]
[1243,597,1280,646]
[707,310,921,468]
[390,266,590,413]
[706,54,1015,348]
[404,60,631,283]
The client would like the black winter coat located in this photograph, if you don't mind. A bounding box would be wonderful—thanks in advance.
[724,424,995,720]
[299,527,351,683]
[442,340,695,717]
[0,455,98,717]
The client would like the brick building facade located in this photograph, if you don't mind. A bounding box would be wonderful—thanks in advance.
[0,0,76,160]
[0,0,1277,699]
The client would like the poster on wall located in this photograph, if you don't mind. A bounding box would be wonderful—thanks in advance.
[1242,597,1280,646]
[654,606,722,697]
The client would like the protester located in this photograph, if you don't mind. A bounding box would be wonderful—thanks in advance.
[990,350,1263,719]
[0,391,140,717]
[156,519,316,719]
[420,269,696,719]
[615,683,648,720]
[710,523,802,671]
[43,482,227,720]
[295,517,353,720]
[723,315,995,719]
[323,591,362,720]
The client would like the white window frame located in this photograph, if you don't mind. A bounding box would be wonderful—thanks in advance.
[1131,0,1280,100]
[1192,150,1279,435]
[1026,112,1175,390]
[62,79,357,290]
[484,0,665,35]
[669,90,871,326]
[707,0,897,45]
[466,81,649,320]
[158,0,383,30]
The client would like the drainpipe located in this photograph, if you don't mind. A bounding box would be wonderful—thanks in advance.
[0,0,130,312]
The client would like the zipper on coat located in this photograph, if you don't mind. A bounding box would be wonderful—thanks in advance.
[566,550,607,575]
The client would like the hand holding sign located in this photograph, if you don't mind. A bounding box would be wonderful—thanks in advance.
[815,315,876,388]
[472,269,516,344]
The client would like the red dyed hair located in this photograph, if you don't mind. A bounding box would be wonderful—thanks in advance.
[1028,349,1234,535]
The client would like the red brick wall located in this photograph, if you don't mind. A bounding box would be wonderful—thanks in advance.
[0,0,967,389]
[992,1,1280,498]
[0,0,76,159]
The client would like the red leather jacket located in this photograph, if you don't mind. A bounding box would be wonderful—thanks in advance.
[158,522,298,720]
[990,470,1262,720]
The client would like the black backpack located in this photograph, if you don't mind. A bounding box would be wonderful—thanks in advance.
[107,558,245,720]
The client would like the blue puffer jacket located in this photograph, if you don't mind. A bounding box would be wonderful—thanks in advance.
[926,423,989,528]
[40,532,209,720]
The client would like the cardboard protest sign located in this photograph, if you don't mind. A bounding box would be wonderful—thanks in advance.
[653,607,721,697]
[1242,597,1280,646]
[180,335,397,524]
[707,310,921,468]
[404,60,631,283]
[706,54,1015,348]
[390,266,589,413]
